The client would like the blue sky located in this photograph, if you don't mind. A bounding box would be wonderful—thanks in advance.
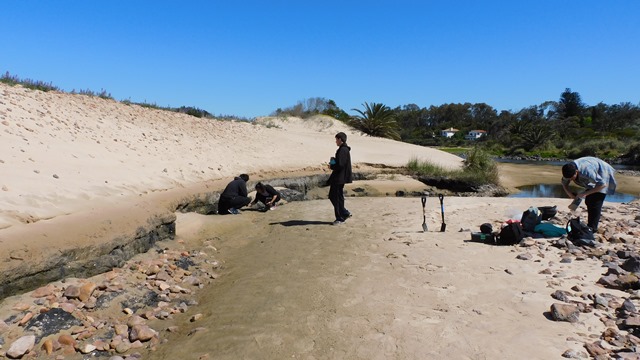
[2,1,639,118]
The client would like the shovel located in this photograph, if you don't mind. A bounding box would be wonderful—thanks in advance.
[438,194,446,232]
[421,194,428,232]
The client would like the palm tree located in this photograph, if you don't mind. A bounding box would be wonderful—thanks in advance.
[350,102,400,140]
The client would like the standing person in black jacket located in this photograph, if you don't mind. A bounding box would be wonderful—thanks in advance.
[218,174,251,215]
[328,132,352,225]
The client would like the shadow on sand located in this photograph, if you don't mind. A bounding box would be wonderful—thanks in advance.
[270,220,334,227]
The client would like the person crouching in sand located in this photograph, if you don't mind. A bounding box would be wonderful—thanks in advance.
[250,182,282,211]
[218,174,251,215]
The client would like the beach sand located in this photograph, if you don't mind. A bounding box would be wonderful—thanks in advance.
[1,83,639,359]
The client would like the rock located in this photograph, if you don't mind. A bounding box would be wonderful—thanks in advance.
[584,341,608,357]
[58,334,76,347]
[551,290,571,303]
[539,268,553,275]
[550,303,580,323]
[115,341,131,354]
[622,257,640,273]
[59,302,77,313]
[156,271,171,282]
[561,349,583,358]
[617,352,640,359]
[79,343,97,354]
[598,274,620,288]
[31,284,56,298]
[190,313,203,322]
[623,316,640,327]
[79,282,97,302]
[129,324,156,342]
[621,298,638,314]
[63,285,81,299]
[182,276,201,286]
[127,315,145,327]
[115,324,129,336]
[6,335,36,359]
[618,274,640,290]
[516,253,533,260]
[42,339,54,355]
[18,312,34,326]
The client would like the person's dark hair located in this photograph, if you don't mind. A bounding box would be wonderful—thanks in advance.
[255,182,264,191]
[562,162,578,179]
[335,132,347,143]
[239,174,249,182]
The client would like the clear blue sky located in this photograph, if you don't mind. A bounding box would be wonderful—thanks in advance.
[2,1,639,118]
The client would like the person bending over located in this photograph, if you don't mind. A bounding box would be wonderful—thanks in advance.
[561,156,617,231]
[251,182,282,211]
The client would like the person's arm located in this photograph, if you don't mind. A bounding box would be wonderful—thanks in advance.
[266,185,281,205]
[577,184,605,198]
[331,147,346,171]
[561,180,575,199]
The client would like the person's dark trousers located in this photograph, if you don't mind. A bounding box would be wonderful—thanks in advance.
[218,196,251,214]
[329,183,346,221]
[585,192,606,231]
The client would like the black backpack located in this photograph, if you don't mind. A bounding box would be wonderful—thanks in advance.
[521,207,542,232]
[566,218,596,246]
[497,222,525,245]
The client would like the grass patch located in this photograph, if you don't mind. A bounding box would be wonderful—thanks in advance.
[407,147,500,187]
[436,147,470,155]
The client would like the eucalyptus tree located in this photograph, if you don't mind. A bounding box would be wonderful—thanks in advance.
[350,102,401,140]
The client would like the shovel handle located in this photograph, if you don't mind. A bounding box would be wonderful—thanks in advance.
[421,195,426,208]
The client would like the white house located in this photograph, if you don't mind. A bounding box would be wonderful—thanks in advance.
[464,130,487,140]
[440,127,459,138]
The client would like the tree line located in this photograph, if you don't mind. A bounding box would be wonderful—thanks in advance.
[273,89,640,164]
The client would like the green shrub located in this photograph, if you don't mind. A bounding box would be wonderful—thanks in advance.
[406,146,500,187]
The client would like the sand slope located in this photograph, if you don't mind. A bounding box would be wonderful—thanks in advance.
[0,83,462,230]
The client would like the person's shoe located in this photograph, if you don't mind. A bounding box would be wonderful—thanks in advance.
[269,205,277,210]
[332,220,345,226]
[228,208,240,215]
[343,212,352,219]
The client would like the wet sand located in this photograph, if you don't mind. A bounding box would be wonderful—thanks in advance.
[142,194,619,360]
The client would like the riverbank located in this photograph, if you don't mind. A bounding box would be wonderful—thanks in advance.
[2,83,639,359]
[2,192,639,359]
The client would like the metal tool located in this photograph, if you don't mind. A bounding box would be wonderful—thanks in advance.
[438,194,446,232]
[421,194,428,232]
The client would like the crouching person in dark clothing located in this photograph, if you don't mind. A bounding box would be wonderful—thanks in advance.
[218,174,251,215]
[250,182,282,211]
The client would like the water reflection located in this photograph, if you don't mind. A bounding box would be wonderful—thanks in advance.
[496,158,640,171]
[508,184,637,203]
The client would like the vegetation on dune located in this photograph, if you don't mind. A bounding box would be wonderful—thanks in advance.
[4,70,639,164]
[0,71,254,122]
[407,147,500,187]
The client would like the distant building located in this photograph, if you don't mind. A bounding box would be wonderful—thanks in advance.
[464,130,487,140]
[440,127,459,138]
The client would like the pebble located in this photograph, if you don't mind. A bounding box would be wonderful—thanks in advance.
[6,335,36,359]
